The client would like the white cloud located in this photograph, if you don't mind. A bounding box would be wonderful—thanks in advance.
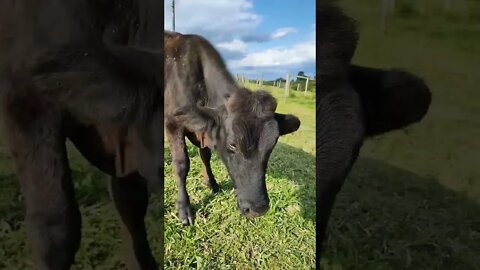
[270,27,297,39]
[216,39,248,53]
[164,0,261,42]
[229,41,315,69]
[164,1,315,79]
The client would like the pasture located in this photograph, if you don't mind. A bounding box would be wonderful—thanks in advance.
[0,83,315,268]
[322,0,480,269]
[0,133,164,269]
[164,83,316,269]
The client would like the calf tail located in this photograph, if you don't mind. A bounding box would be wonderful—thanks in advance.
[348,65,432,137]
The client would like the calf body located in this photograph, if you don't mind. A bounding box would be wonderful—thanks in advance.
[164,32,300,225]
[317,0,431,265]
[0,0,163,269]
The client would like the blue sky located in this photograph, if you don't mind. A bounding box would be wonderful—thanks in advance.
[164,0,315,80]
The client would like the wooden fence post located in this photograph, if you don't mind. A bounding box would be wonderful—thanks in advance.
[381,0,392,34]
[444,0,451,13]
[285,73,290,99]
[389,0,395,13]
[304,77,309,96]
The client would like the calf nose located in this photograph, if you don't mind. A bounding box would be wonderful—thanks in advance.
[239,200,269,218]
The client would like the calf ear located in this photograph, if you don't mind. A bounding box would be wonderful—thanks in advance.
[274,113,301,135]
[174,106,220,148]
[174,106,219,132]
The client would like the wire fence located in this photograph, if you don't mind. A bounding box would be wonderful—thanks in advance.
[235,72,316,99]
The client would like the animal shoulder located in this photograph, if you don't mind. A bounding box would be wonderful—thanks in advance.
[164,32,219,59]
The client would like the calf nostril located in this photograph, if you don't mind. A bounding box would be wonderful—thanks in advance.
[243,207,251,214]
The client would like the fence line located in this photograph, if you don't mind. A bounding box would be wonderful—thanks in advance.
[379,0,468,34]
[235,72,316,99]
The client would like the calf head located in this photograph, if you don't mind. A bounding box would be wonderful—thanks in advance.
[176,88,300,217]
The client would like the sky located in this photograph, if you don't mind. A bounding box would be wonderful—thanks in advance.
[164,0,316,81]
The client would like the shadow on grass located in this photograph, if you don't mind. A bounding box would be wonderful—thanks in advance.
[172,142,316,222]
[0,167,115,268]
[322,157,480,270]
[267,142,316,221]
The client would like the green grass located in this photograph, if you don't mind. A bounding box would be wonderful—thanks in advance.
[164,83,316,269]
[0,141,164,269]
[0,83,315,268]
[2,1,479,268]
[321,1,480,269]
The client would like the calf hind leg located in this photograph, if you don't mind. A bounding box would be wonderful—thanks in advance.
[3,116,80,270]
[67,123,158,268]
[185,132,219,193]
[198,148,219,193]
[109,175,158,270]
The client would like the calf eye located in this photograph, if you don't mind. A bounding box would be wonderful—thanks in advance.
[227,143,237,152]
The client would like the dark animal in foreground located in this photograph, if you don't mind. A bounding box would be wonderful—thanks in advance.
[0,1,163,269]
[317,1,432,266]
[164,31,300,225]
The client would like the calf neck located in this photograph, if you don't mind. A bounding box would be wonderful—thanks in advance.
[164,31,300,224]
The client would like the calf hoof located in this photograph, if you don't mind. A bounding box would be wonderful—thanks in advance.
[206,180,220,193]
[177,202,194,225]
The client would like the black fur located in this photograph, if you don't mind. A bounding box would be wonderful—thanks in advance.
[0,1,163,268]
[317,1,431,266]
[164,32,300,225]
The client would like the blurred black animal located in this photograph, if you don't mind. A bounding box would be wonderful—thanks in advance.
[317,0,431,265]
[164,31,300,225]
[0,0,163,269]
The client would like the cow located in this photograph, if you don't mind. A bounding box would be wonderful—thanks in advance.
[0,0,163,269]
[317,0,431,265]
[164,31,301,225]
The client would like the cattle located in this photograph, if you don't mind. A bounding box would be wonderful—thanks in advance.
[317,0,431,265]
[0,0,163,269]
[164,31,301,225]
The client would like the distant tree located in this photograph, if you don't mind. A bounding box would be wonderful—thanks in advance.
[296,71,306,82]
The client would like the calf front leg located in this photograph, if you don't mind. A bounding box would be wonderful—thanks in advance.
[198,148,219,193]
[166,128,193,225]
[3,115,80,270]
[109,174,158,270]
[316,88,364,265]
[67,124,158,268]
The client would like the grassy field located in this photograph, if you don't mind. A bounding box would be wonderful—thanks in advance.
[164,83,316,269]
[321,0,480,269]
[0,83,315,268]
[0,137,164,269]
